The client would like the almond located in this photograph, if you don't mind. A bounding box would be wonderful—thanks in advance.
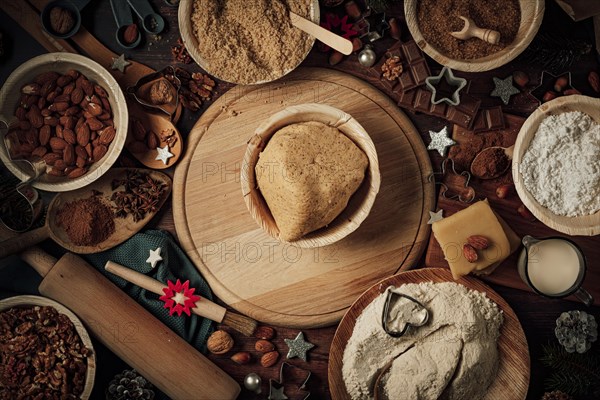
[92,144,107,161]
[467,235,490,250]
[19,121,31,130]
[42,152,61,165]
[89,94,102,105]
[75,145,88,159]
[56,75,73,87]
[50,137,67,151]
[59,116,75,130]
[133,119,147,141]
[230,351,251,365]
[76,155,86,168]
[24,128,38,145]
[34,71,59,85]
[38,97,47,110]
[53,159,67,171]
[76,123,90,146]
[85,102,103,116]
[21,83,41,95]
[463,244,478,263]
[53,94,70,103]
[123,23,138,45]
[27,105,43,128]
[87,117,103,131]
[254,326,275,340]
[588,71,600,93]
[44,116,59,127]
[47,167,64,176]
[63,144,75,165]
[46,89,59,103]
[146,131,159,150]
[65,106,80,116]
[101,97,111,114]
[71,87,84,104]
[31,146,48,158]
[63,82,75,96]
[85,143,93,158]
[41,107,51,117]
[48,101,69,112]
[55,125,64,139]
[98,126,116,145]
[40,80,56,98]
[39,125,51,146]
[63,128,77,145]
[255,340,275,353]
[16,106,27,121]
[94,84,108,98]
[67,167,86,179]
[260,351,279,368]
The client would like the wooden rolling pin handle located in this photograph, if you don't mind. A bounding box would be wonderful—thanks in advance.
[0,225,50,260]
[20,246,57,277]
[105,261,227,323]
[22,251,240,399]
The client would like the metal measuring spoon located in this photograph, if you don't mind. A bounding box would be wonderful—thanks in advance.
[127,0,165,34]
[110,0,141,49]
[41,0,92,39]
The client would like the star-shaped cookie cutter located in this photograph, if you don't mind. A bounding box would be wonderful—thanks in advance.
[530,71,573,104]
[269,362,312,400]
[428,158,475,203]
[425,67,467,106]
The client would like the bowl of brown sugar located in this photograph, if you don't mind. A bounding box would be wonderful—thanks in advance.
[405,0,544,72]
[179,0,319,85]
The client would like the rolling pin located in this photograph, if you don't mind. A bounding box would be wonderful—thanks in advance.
[20,247,240,400]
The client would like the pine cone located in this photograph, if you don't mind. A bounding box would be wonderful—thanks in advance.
[106,369,155,400]
[555,310,598,353]
[541,390,574,400]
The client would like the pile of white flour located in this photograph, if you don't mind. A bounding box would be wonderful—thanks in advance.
[519,111,600,217]
[342,282,503,400]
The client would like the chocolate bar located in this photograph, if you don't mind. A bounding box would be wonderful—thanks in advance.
[370,40,431,92]
[471,106,506,133]
[398,88,482,129]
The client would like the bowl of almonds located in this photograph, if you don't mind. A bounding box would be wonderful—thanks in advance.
[0,52,127,191]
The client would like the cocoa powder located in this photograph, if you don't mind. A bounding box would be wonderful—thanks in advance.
[417,0,520,60]
[470,147,509,179]
[56,196,115,246]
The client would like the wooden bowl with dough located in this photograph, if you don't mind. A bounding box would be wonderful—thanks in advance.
[513,95,600,236]
[241,103,381,248]
[404,0,544,72]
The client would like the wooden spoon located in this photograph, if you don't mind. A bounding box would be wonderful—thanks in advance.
[470,145,514,180]
[450,16,501,45]
[373,355,399,400]
[0,168,171,259]
[290,11,353,55]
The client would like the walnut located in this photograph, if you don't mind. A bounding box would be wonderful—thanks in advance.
[49,6,75,35]
[149,79,174,105]
[381,56,403,81]
[207,330,234,354]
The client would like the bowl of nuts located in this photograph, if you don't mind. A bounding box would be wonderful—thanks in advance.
[0,52,127,192]
[0,295,95,399]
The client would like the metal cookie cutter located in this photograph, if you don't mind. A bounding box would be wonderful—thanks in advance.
[428,158,475,203]
[126,65,181,119]
[269,362,312,400]
[381,286,429,338]
[425,66,467,106]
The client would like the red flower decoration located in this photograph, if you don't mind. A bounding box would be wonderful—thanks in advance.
[320,13,358,52]
[159,279,201,317]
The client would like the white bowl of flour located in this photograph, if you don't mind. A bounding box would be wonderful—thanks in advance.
[513,95,600,236]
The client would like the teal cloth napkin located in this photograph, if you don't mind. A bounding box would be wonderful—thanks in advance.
[83,229,214,353]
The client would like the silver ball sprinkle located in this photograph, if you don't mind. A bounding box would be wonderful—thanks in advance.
[243,373,262,394]
[358,45,376,67]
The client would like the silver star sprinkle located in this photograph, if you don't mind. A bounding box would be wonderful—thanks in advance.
[490,76,520,105]
[111,54,131,73]
[427,126,456,157]
[146,247,163,269]
[268,384,288,400]
[155,145,173,165]
[284,332,314,362]
[427,209,444,224]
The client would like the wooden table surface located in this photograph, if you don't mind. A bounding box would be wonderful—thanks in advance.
[1,1,600,399]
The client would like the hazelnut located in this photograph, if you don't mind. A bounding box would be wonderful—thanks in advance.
[554,76,569,93]
[517,204,536,221]
[230,351,252,365]
[495,184,513,199]
[542,91,557,103]
[207,330,234,354]
[512,71,529,88]
[49,6,75,35]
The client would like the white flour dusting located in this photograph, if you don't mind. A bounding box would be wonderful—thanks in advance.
[342,282,503,400]
[519,111,600,217]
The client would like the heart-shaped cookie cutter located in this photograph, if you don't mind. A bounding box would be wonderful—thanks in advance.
[381,286,429,338]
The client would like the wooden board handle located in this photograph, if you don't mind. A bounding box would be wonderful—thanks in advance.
[290,11,354,55]
[105,261,227,323]
[28,252,240,400]
[0,226,50,260]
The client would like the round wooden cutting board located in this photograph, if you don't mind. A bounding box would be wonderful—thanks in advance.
[328,268,530,400]
[173,68,435,328]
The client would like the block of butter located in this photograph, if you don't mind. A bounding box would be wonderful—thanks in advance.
[432,199,512,279]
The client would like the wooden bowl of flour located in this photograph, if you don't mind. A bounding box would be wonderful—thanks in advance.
[241,103,381,248]
[404,0,544,72]
[513,95,600,236]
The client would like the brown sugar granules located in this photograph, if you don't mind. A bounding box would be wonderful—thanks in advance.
[417,0,521,60]
[191,0,312,84]
[56,196,115,246]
